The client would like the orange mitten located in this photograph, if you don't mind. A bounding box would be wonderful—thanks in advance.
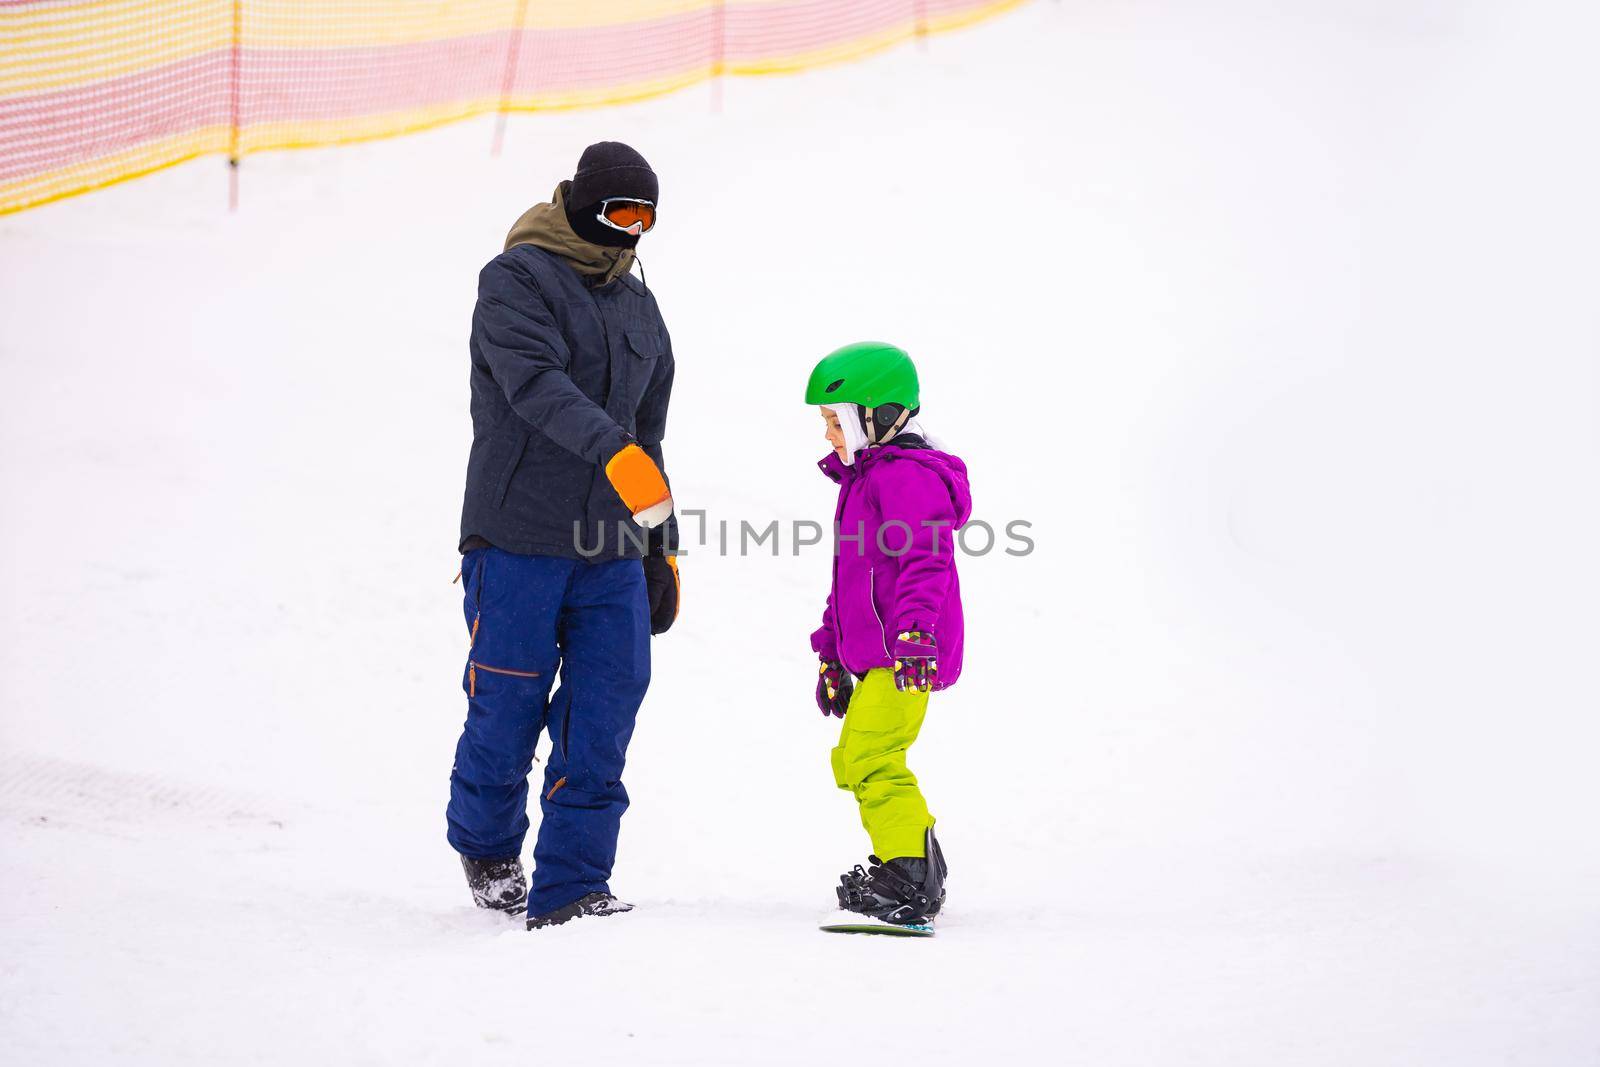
[605,444,674,528]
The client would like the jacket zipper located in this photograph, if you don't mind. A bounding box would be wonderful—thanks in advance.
[868,568,891,660]
[830,478,849,657]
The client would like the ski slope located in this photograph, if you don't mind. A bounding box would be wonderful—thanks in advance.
[3,2,1599,1062]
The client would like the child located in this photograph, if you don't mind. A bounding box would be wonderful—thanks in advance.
[805,341,971,927]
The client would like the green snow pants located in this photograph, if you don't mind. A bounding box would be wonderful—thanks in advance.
[831,668,934,861]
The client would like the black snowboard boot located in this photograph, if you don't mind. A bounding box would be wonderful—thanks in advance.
[526,891,634,931]
[461,854,527,916]
[837,828,948,925]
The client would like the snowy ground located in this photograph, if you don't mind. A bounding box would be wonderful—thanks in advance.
[4,1,1600,1063]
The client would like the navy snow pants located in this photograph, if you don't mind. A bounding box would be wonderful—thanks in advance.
[447,546,651,916]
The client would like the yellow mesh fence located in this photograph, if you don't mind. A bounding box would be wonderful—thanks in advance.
[0,0,1026,215]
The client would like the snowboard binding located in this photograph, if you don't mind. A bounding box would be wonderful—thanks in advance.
[836,827,948,926]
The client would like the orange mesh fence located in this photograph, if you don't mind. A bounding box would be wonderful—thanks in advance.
[0,0,1025,215]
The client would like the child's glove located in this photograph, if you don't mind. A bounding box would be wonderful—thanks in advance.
[892,631,938,693]
[604,443,674,528]
[816,659,853,717]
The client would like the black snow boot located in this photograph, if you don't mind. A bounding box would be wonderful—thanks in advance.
[837,828,948,925]
[461,854,527,916]
[526,891,634,931]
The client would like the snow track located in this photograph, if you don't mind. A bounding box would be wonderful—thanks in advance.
[0,754,286,832]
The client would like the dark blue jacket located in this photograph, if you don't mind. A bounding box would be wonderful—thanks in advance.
[460,245,674,559]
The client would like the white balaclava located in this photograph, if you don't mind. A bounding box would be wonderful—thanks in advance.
[826,402,938,465]
[828,402,871,465]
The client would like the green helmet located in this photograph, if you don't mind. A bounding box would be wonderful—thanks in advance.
[804,341,920,410]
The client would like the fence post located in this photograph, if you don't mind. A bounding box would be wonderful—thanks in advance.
[711,0,725,114]
[227,0,242,210]
[492,0,531,156]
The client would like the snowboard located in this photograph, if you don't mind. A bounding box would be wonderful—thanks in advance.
[819,915,935,937]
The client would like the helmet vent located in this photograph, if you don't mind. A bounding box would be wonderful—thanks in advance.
[825,378,845,394]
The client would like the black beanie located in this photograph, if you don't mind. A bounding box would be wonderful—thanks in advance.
[565,142,658,249]
[569,141,658,210]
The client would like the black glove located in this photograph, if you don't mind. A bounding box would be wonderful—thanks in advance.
[816,658,853,717]
[644,555,679,635]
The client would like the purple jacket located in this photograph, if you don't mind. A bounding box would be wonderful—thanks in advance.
[810,444,972,689]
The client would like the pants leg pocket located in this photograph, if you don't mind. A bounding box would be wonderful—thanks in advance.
[836,669,928,788]
[841,669,916,735]
[831,732,851,790]
[467,660,544,699]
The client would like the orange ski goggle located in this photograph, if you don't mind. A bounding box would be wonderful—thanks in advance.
[597,197,656,236]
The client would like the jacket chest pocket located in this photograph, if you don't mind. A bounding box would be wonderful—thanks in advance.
[623,329,662,411]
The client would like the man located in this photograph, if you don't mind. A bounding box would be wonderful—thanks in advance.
[449,142,679,930]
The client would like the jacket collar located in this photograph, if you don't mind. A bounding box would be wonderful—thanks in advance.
[818,451,850,483]
[503,181,636,288]
[818,440,928,483]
